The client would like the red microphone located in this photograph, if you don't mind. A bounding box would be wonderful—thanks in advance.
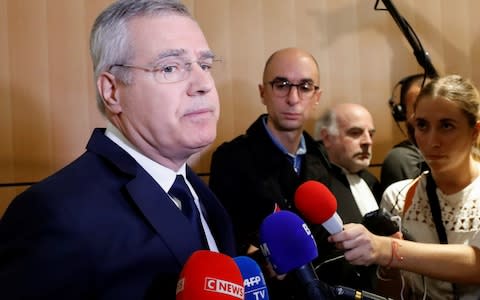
[176,250,244,300]
[294,180,343,234]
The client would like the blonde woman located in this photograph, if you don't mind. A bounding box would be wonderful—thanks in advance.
[330,75,480,300]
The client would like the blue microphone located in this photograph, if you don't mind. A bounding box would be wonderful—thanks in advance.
[234,256,269,300]
[259,211,393,300]
[259,210,330,300]
[259,210,317,274]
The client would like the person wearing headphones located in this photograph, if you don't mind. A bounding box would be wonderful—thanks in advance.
[331,74,480,300]
[380,74,427,193]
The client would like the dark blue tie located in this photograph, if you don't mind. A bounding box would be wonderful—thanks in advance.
[169,175,208,248]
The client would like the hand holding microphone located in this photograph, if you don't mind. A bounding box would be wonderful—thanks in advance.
[294,181,388,266]
[328,223,395,267]
[259,210,394,300]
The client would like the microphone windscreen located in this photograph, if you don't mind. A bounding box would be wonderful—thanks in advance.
[259,210,318,274]
[294,180,337,224]
[234,256,269,300]
[176,250,244,300]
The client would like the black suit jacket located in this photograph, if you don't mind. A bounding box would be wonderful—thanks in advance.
[0,128,235,300]
[209,115,379,298]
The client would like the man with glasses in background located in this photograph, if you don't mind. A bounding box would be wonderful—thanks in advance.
[210,47,334,299]
[0,1,235,299]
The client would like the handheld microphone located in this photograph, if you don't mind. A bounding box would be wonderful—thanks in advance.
[294,180,343,234]
[176,250,244,300]
[330,285,394,300]
[259,210,331,300]
[294,183,399,300]
[259,210,317,274]
[234,256,269,300]
[362,208,415,241]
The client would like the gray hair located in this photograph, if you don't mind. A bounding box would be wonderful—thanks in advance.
[89,0,192,115]
[315,108,339,139]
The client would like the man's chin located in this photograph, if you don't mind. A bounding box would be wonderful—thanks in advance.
[352,160,370,172]
[192,136,215,150]
[279,121,303,131]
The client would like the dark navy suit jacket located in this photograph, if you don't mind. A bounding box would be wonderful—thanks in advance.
[0,128,235,299]
[209,115,380,298]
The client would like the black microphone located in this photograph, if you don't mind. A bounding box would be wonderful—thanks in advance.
[330,285,394,300]
[362,208,415,241]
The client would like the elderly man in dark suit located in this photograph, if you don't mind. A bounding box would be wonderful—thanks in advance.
[316,103,382,210]
[0,1,235,299]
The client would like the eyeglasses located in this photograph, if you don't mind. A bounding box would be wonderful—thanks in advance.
[268,79,319,99]
[109,59,220,83]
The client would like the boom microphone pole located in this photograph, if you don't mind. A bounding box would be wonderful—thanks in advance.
[374,0,439,78]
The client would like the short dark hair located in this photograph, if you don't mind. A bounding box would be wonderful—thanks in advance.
[399,73,425,108]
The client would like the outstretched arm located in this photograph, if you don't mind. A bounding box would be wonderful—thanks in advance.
[329,223,480,284]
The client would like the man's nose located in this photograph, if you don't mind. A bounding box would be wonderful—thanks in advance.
[187,63,214,95]
[286,86,301,105]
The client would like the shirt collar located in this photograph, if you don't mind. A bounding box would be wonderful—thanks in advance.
[104,122,186,192]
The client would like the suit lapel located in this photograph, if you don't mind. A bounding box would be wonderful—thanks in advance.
[87,128,203,265]
[126,169,203,265]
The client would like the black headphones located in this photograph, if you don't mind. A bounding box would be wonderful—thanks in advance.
[388,73,426,122]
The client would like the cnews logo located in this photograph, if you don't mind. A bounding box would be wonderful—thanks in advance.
[204,277,244,299]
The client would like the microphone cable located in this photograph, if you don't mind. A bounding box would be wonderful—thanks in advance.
[314,254,345,271]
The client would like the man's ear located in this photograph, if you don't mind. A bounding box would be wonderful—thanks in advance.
[313,88,322,106]
[258,84,266,105]
[97,72,122,115]
[319,128,330,146]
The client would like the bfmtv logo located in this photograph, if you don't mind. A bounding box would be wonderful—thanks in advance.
[204,277,244,299]
[302,223,317,247]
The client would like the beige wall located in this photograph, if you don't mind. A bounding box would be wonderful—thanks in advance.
[1,0,479,216]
